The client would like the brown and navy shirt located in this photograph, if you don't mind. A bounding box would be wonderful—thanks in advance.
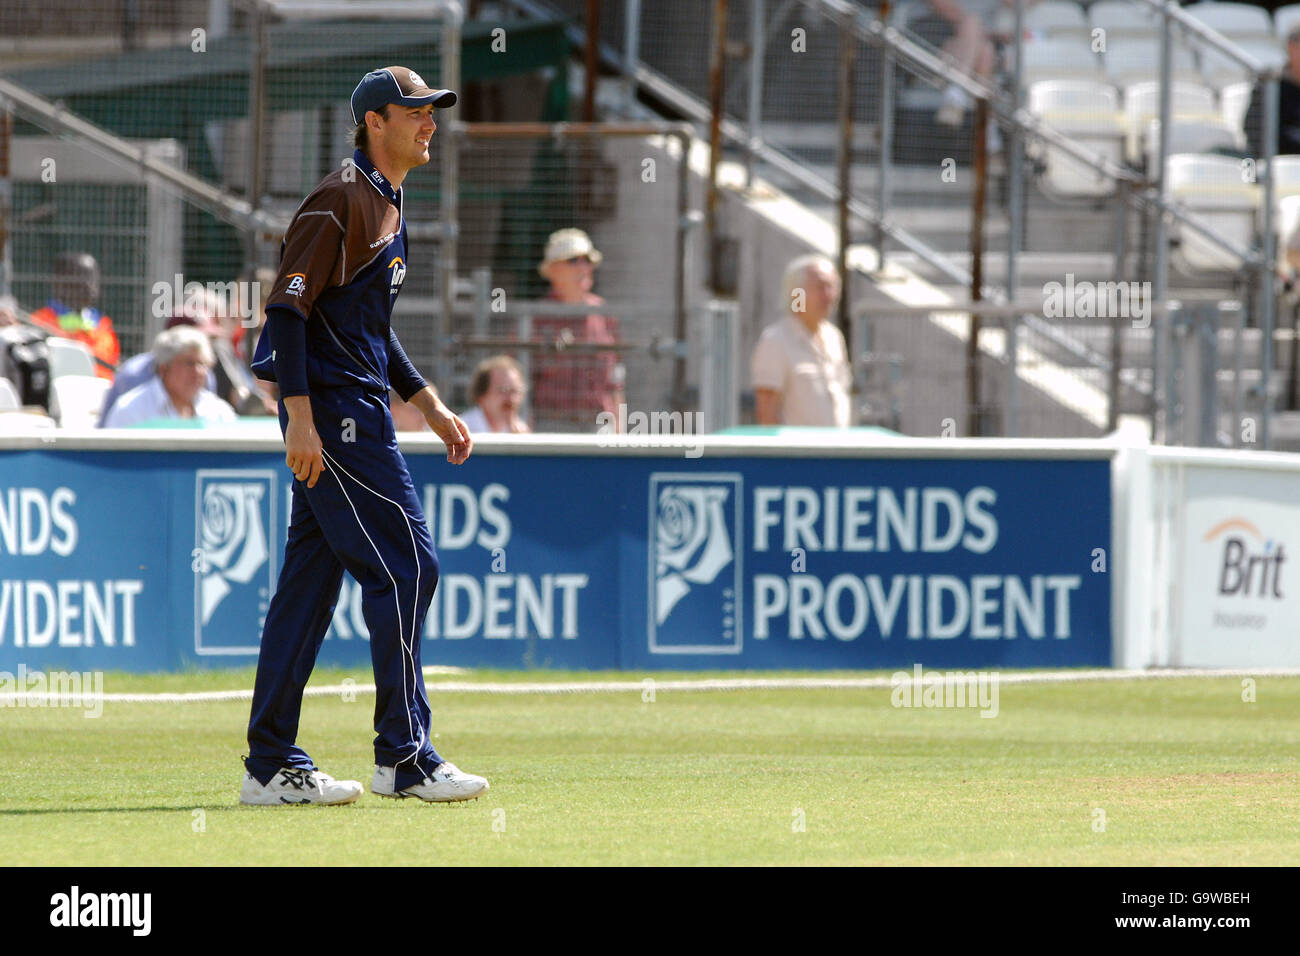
[252,149,418,396]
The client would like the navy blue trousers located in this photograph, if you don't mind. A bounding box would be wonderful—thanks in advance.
[245,386,444,791]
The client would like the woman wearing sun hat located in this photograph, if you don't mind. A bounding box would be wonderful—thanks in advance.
[530,228,625,431]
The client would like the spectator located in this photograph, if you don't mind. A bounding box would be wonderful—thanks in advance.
[101,326,236,427]
[0,294,17,328]
[751,254,853,428]
[198,281,275,416]
[31,252,120,380]
[1244,26,1300,157]
[231,268,281,414]
[98,303,221,426]
[232,267,276,372]
[924,1,998,124]
[461,355,531,434]
[531,228,624,430]
[389,389,431,432]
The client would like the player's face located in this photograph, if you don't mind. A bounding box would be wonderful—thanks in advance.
[385,103,437,168]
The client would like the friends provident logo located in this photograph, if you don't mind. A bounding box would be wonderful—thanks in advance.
[647,474,742,654]
[194,471,276,655]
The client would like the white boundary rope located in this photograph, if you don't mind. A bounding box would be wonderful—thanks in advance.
[1,666,1298,705]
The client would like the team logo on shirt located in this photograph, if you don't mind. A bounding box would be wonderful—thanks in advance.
[284,274,306,297]
[647,473,743,655]
[389,257,406,295]
[194,471,276,655]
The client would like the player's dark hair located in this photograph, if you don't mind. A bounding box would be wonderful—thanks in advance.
[352,105,391,149]
[471,355,524,401]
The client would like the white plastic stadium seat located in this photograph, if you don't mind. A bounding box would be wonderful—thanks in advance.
[0,411,56,432]
[1027,81,1125,197]
[1269,155,1300,197]
[1123,81,1218,123]
[1219,80,1254,137]
[1090,0,1160,35]
[1275,4,1300,40]
[1199,38,1286,86]
[1144,117,1244,171]
[1183,3,1275,42]
[0,377,19,410]
[1123,81,1218,162]
[1026,1,1091,41]
[1105,37,1200,87]
[1022,38,1104,86]
[48,375,110,429]
[1029,79,1121,115]
[1166,153,1261,274]
[1277,194,1300,263]
[44,337,98,379]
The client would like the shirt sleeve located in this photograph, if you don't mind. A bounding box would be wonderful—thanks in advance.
[265,307,309,398]
[387,328,427,402]
[265,189,348,320]
[751,328,787,391]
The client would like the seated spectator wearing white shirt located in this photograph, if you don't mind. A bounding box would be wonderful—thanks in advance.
[101,326,236,428]
[98,304,220,426]
[751,254,853,427]
[461,355,531,434]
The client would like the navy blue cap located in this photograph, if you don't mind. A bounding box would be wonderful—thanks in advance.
[350,66,457,125]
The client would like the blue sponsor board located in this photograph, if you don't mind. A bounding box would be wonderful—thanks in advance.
[0,445,1112,671]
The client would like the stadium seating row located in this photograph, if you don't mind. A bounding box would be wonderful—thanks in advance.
[1028,78,1251,181]
[1029,0,1296,42]
[1019,1,1297,87]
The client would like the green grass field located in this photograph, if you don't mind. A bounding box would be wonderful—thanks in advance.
[2,668,1297,866]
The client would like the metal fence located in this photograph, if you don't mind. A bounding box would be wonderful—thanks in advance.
[0,0,460,360]
[3,0,1297,447]
[0,1,707,434]
[517,0,1293,448]
[426,121,696,429]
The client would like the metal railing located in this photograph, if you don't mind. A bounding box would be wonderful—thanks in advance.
[516,0,1289,448]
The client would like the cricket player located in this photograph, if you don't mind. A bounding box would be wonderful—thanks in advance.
[239,67,488,805]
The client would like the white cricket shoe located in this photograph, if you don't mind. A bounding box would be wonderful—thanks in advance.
[239,767,364,806]
[372,762,489,802]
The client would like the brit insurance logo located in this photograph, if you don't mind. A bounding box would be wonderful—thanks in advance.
[389,256,406,296]
[194,471,277,655]
[1200,514,1288,634]
[1205,516,1287,599]
[647,473,742,654]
